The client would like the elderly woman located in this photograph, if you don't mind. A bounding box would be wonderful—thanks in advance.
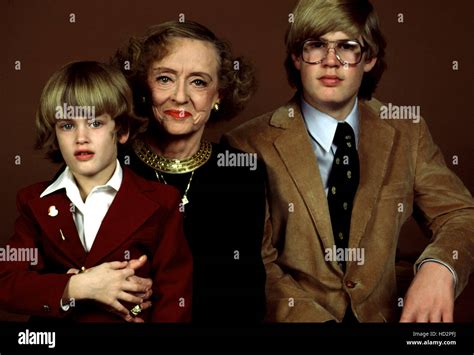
[112,21,266,323]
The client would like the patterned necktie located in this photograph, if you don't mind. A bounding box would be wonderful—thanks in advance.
[327,122,360,271]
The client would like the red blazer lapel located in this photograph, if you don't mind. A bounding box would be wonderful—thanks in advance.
[85,168,161,267]
[28,191,87,267]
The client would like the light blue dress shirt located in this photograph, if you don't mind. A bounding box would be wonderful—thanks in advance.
[300,96,457,285]
[301,97,359,196]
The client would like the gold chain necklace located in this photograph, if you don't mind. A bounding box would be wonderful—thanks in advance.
[155,170,195,206]
[133,138,212,174]
[133,138,210,206]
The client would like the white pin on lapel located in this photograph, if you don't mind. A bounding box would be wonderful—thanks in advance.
[59,229,66,241]
[48,205,59,217]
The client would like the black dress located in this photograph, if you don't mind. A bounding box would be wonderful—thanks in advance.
[120,140,266,324]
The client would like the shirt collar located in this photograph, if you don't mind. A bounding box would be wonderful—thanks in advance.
[301,96,359,153]
[40,160,123,198]
[105,160,123,192]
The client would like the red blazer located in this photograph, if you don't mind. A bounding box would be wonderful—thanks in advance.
[0,167,193,322]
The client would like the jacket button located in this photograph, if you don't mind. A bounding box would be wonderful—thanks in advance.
[345,281,356,289]
[42,304,51,312]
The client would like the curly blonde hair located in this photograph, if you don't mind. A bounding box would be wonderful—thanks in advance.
[111,21,256,122]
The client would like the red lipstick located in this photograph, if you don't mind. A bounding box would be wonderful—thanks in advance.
[164,109,192,119]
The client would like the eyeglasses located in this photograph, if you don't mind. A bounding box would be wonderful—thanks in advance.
[301,39,366,65]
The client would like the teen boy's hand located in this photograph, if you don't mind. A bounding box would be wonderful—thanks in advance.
[400,262,455,322]
[63,255,153,322]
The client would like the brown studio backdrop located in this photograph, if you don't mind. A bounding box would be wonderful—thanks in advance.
[1,0,473,321]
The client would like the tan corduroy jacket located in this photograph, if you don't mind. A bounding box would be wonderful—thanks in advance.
[224,96,474,322]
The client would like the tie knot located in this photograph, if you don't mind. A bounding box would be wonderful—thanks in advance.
[333,122,355,147]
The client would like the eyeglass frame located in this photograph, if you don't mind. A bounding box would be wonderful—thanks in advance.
[300,39,367,66]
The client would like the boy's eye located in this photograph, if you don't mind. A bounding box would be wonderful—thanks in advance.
[306,41,326,49]
[89,120,103,128]
[313,41,326,49]
[59,122,74,130]
[192,79,207,87]
[338,42,358,51]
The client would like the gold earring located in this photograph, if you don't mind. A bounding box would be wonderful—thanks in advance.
[213,102,220,112]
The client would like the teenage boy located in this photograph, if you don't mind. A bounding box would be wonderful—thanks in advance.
[225,0,474,322]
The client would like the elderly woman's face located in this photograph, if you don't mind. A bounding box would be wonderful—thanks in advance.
[146,37,220,137]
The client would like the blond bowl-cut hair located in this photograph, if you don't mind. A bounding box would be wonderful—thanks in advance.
[35,61,146,163]
[285,0,386,100]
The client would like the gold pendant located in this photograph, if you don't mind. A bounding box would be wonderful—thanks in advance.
[182,195,189,205]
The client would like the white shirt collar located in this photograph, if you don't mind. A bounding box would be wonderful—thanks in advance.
[40,159,123,198]
[301,97,360,153]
